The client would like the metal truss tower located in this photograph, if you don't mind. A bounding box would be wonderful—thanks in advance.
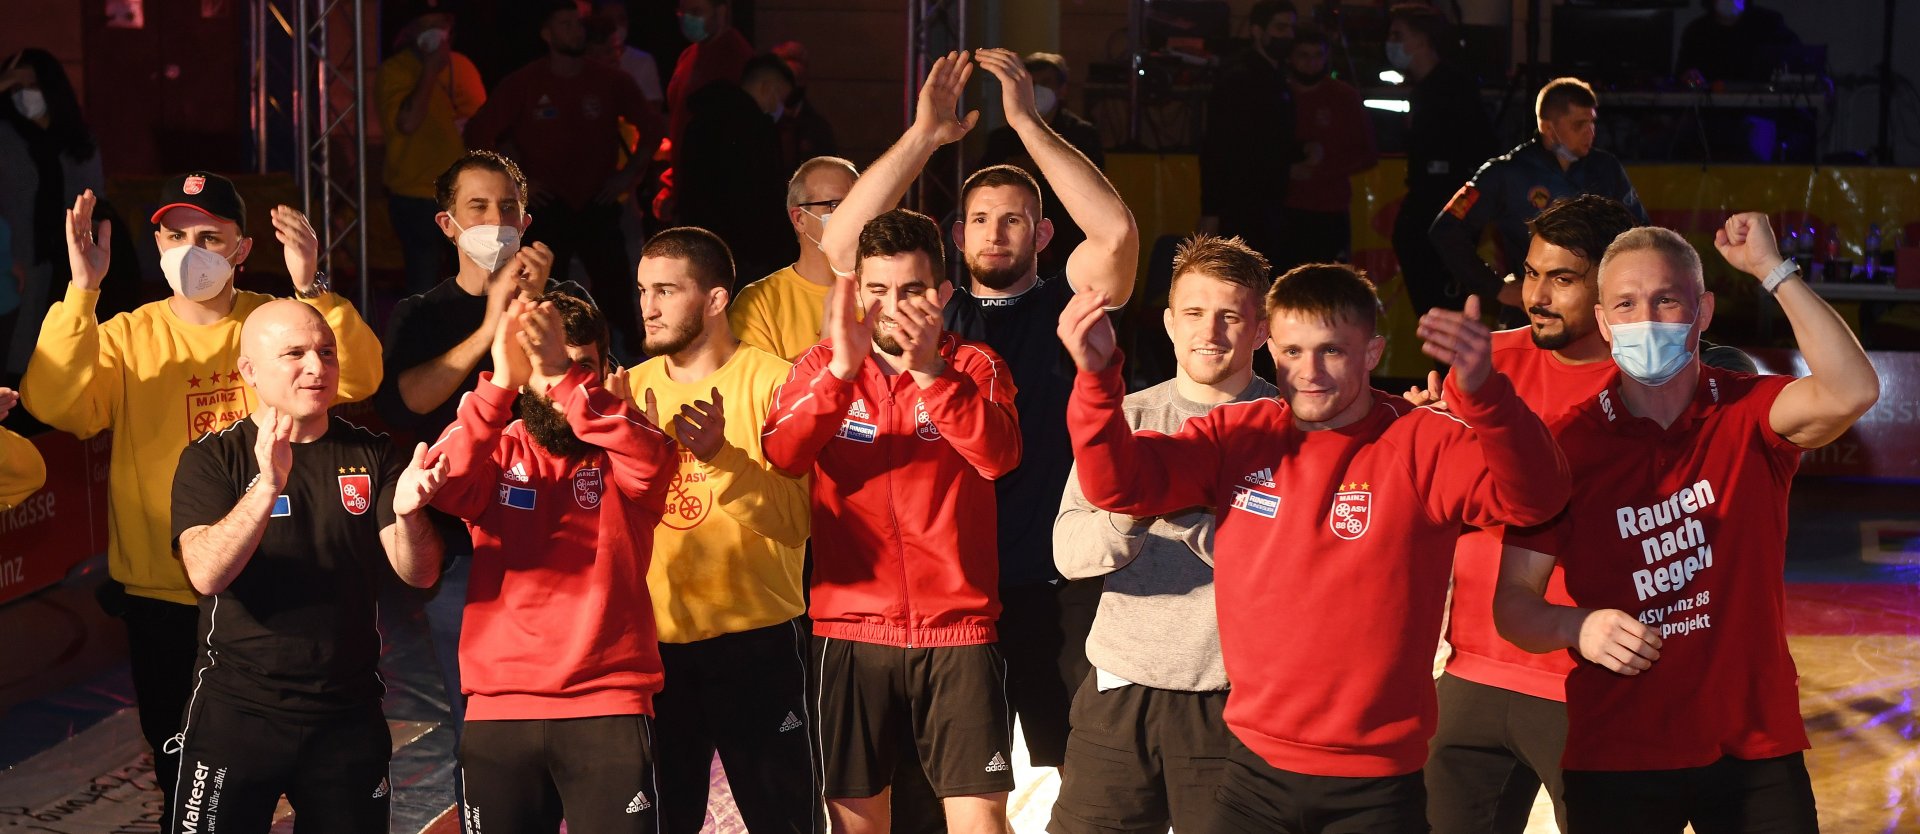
[905,0,969,260]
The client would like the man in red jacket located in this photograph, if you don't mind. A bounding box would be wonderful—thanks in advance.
[762,209,1022,834]
[427,291,677,833]
[1057,265,1570,833]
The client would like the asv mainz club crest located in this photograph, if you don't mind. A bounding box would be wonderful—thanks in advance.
[1328,482,1372,540]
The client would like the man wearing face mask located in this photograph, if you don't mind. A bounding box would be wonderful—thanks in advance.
[1199,0,1301,263]
[978,53,1105,279]
[666,0,754,167]
[464,0,663,358]
[376,0,486,296]
[770,41,841,171]
[1430,78,1648,320]
[1495,215,1877,833]
[21,174,382,830]
[729,155,860,361]
[676,54,800,284]
[374,151,581,749]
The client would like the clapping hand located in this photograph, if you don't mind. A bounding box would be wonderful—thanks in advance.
[394,442,449,517]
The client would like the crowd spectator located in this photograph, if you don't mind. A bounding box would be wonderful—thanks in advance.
[728,155,860,361]
[1677,0,1802,86]
[464,0,663,359]
[667,0,754,166]
[595,0,666,106]
[376,1,487,296]
[1200,0,1302,265]
[676,54,797,283]
[771,40,840,171]
[1279,24,1377,269]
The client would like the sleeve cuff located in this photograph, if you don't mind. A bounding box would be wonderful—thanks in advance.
[1443,368,1516,422]
[474,371,519,417]
[63,283,101,310]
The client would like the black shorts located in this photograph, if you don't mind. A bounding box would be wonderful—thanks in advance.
[1207,735,1427,834]
[169,697,391,834]
[810,637,1014,799]
[1048,673,1230,834]
[654,618,823,834]
[1562,752,1819,834]
[459,714,659,834]
[1426,673,1568,834]
[997,577,1101,767]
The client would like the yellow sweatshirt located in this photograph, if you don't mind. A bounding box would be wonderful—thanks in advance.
[727,265,831,361]
[0,428,46,511]
[21,285,384,604]
[625,343,810,643]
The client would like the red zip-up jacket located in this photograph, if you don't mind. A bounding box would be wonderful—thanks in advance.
[1069,357,1569,777]
[763,334,1021,647]
[427,368,677,721]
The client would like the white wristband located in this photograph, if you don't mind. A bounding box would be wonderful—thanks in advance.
[1762,260,1799,294]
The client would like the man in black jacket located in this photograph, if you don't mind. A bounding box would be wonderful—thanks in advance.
[676,54,797,284]
[1199,0,1300,265]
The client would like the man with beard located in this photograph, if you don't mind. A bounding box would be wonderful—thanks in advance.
[1429,78,1648,318]
[1059,263,1570,832]
[821,47,1139,779]
[765,208,1022,834]
[465,0,663,356]
[24,176,380,829]
[622,227,819,834]
[1049,234,1279,834]
[426,291,678,833]
[1495,215,1876,832]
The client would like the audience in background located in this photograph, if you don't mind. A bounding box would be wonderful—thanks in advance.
[1279,24,1377,270]
[675,54,797,284]
[1200,0,1301,267]
[771,40,840,172]
[376,1,487,297]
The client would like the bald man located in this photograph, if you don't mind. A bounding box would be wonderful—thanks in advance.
[167,299,445,833]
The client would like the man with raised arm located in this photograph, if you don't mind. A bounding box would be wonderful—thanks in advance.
[1059,263,1569,832]
[23,175,380,827]
[820,47,1139,775]
[1494,214,1878,833]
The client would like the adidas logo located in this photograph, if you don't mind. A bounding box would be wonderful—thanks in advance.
[778,711,803,733]
[846,399,871,420]
[1243,467,1276,488]
[625,791,652,813]
[984,752,1010,773]
[371,777,389,799]
[505,462,530,483]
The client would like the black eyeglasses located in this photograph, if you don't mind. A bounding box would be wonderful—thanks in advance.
[796,200,841,210]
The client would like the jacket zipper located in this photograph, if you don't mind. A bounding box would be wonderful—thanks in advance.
[880,374,914,648]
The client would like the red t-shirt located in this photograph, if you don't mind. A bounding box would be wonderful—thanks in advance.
[464,58,660,209]
[1509,366,1808,771]
[1284,78,1378,214]
[1070,360,1569,777]
[667,28,755,163]
[1445,328,1617,700]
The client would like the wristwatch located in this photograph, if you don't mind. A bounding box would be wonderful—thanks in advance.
[296,271,332,299]
[1761,260,1799,294]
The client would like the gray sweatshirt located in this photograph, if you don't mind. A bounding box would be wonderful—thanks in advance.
[1053,375,1279,692]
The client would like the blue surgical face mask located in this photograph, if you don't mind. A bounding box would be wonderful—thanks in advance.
[1385,42,1412,71]
[1608,318,1695,387]
[679,13,708,43]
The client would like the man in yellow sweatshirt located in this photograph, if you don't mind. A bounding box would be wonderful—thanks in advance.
[623,226,818,834]
[726,155,859,361]
[20,173,382,829]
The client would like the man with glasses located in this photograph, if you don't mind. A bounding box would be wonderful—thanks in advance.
[727,156,860,361]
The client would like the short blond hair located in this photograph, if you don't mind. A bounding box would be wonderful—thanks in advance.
[786,156,859,207]
[1597,226,1705,296]
[1536,76,1596,121]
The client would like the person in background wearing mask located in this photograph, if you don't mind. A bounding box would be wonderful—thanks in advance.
[1386,2,1496,320]
[376,0,487,297]
[1430,77,1648,321]
[465,0,663,358]
[1278,24,1377,270]
[0,387,46,511]
[595,0,666,106]
[374,150,570,759]
[1199,0,1300,265]
[676,54,799,283]
[1677,0,1801,86]
[978,52,1105,279]
[770,41,841,172]
[21,174,382,831]
[729,155,860,361]
[1495,215,1876,833]
[666,0,754,168]
[0,47,116,386]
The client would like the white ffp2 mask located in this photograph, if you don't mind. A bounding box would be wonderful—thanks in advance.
[448,217,522,272]
[160,245,237,302]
